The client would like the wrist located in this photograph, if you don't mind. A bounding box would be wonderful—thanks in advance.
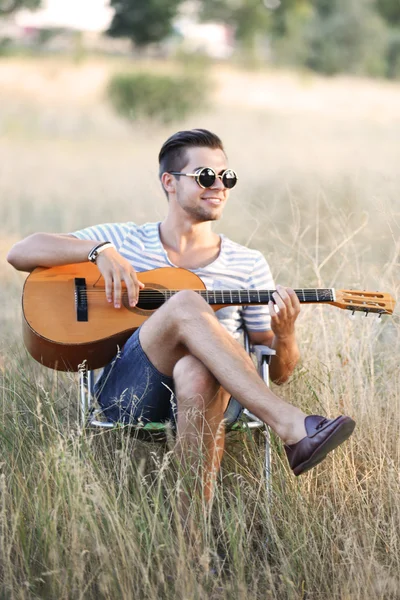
[87,241,115,264]
[273,331,296,345]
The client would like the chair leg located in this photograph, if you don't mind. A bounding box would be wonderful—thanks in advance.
[255,348,276,500]
[78,363,93,427]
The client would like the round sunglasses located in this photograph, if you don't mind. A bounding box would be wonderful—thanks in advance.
[169,167,238,189]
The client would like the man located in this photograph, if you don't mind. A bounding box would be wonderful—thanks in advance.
[7,129,355,505]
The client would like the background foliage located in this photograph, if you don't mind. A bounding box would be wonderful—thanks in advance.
[107,70,208,123]
[107,0,183,47]
[199,0,400,76]
[0,0,40,14]
[2,0,400,79]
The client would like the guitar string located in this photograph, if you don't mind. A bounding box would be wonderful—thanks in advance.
[78,299,385,308]
[78,292,370,302]
[78,289,383,302]
[79,289,335,298]
[76,293,386,307]
[75,290,387,307]
[79,293,336,302]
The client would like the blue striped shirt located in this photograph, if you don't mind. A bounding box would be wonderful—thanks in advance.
[72,221,274,338]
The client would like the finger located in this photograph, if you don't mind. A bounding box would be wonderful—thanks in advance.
[276,284,291,303]
[286,287,301,312]
[113,272,122,308]
[122,270,136,307]
[104,272,113,303]
[272,290,286,313]
[130,272,145,305]
[268,300,279,322]
[276,284,297,313]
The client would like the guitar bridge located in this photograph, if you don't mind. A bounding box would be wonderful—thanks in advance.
[74,278,88,322]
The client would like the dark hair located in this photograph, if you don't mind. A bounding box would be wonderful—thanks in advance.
[158,128,225,184]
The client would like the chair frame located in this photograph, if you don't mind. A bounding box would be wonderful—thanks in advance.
[78,332,276,493]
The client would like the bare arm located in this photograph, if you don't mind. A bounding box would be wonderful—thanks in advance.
[6,232,144,307]
[248,284,301,384]
[249,329,300,385]
[6,233,96,272]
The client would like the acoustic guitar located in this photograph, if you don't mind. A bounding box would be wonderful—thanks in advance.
[22,263,396,372]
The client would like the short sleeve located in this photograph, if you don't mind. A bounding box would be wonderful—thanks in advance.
[241,252,275,332]
[70,222,135,253]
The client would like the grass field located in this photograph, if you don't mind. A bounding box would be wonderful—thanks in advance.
[1,56,399,599]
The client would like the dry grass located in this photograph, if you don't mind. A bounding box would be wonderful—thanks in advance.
[0,56,399,599]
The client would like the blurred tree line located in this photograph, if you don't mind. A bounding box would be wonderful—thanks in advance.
[0,0,40,14]
[107,0,400,78]
[2,0,400,79]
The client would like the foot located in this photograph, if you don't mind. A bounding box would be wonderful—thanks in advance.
[284,415,356,476]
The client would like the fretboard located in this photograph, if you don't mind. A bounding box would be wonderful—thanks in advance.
[159,288,335,305]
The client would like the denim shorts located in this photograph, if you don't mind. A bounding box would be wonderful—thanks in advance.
[94,328,243,426]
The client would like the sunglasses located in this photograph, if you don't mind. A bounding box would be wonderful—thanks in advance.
[169,167,238,189]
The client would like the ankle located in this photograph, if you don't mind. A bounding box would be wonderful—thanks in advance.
[282,414,307,446]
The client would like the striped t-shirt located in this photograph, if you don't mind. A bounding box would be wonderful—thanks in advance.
[72,221,274,339]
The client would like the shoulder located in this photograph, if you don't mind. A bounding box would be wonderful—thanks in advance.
[220,235,274,286]
[221,235,268,266]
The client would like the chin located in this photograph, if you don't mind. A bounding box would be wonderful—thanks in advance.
[188,208,222,222]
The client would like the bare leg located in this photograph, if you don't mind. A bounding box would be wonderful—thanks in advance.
[140,290,307,445]
[173,355,230,507]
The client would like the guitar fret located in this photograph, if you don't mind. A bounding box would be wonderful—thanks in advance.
[199,287,335,305]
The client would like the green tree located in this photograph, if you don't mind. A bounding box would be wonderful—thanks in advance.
[107,0,184,48]
[376,0,400,26]
[199,0,272,59]
[306,0,388,76]
[0,0,41,15]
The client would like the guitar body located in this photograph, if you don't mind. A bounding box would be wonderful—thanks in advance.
[22,262,395,372]
[23,264,206,371]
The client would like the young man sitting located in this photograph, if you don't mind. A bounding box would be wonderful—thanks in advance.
[7,128,355,508]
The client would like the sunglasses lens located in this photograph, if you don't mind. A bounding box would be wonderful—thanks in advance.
[222,169,237,189]
[198,168,216,188]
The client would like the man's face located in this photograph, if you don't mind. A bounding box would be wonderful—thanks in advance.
[172,147,231,223]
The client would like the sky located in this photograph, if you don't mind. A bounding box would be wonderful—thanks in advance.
[16,0,113,31]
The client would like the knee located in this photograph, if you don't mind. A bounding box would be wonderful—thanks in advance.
[167,290,214,323]
[173,355,220,409]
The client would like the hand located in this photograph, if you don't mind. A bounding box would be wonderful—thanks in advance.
[96,248,144,309]
[269,285,300,340]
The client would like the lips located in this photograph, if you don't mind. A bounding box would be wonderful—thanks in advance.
[202,197,224,203]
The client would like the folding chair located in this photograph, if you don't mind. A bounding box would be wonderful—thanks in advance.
[78,331,276,493]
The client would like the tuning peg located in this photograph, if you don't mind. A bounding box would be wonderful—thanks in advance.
[348,310,356,320]
[376,313,383,324]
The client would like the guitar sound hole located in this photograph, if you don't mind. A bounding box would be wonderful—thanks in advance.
[136,288,166,311]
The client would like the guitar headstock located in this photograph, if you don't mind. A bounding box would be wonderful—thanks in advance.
[333,290,396,315]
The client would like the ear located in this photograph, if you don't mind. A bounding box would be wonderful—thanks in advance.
[161,172,176,196]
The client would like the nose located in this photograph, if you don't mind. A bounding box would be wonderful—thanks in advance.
[211,175,226,190]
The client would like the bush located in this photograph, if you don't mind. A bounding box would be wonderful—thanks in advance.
[107,71,209,124]
[386,28,400,78]
[305,1,388,77]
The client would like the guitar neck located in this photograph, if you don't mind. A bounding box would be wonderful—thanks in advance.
[161,288,335,306]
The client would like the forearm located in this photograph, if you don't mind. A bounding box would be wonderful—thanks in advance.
[269,333,300,385]
[6,233,99,272]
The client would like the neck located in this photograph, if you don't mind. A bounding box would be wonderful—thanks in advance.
[160,215,218,253]
[137,286,336,309]
[190,288,335,305]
